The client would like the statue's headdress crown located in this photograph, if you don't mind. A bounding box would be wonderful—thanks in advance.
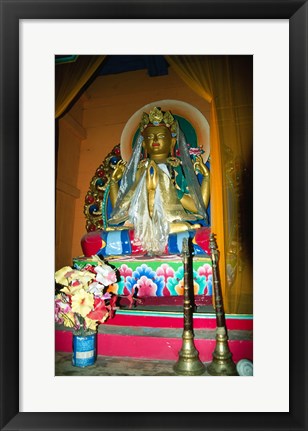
[139,107,177,137]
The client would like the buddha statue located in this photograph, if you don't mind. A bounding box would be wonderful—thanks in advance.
[82,103,211,257]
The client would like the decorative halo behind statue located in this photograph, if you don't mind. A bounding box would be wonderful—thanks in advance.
[120,99,210,163]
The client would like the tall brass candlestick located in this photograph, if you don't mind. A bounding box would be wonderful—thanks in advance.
[207,234,238,376]
[173,238,206,376]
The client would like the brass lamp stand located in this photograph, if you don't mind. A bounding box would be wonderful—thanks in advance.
[207,234,238,376]
[173,238,206,376]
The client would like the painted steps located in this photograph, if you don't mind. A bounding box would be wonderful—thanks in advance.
[55,309,253,363]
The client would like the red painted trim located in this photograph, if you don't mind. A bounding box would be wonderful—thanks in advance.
[55,330,72,353]
[55,330,253,363]
[105,313,253,331]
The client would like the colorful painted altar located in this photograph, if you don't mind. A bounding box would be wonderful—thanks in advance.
[73,253,212,299]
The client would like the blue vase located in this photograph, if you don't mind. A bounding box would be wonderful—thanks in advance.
[72,332,97,367]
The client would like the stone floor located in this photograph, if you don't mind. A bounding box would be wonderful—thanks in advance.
[55,352,212,376]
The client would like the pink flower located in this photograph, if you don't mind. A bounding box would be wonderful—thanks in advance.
[55,301,64,324]
[87,297,109,322]
[189,147,204,156]
[74,314,81,330]
[95,264,117,286]
[55,294,71,314]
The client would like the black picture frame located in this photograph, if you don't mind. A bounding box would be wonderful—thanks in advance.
[1,1,307,430]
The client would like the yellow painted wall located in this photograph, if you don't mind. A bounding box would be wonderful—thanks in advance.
[56,99,86,269]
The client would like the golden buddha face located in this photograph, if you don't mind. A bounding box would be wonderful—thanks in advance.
[142,125,175,161]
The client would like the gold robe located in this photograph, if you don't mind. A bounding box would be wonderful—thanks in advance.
[108,160,200,254]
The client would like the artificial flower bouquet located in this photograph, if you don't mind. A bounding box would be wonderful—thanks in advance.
[55,255,118,336]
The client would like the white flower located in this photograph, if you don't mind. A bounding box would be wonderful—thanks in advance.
[94,264,117,286]
[88,281,105,296]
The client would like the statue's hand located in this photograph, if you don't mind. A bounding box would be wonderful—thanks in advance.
[194,155,209,177]
[111,160,126,183]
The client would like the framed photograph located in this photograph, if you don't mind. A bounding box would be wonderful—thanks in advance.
[1,1,307,430]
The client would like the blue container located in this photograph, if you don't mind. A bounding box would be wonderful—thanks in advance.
[72,333,97,367]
